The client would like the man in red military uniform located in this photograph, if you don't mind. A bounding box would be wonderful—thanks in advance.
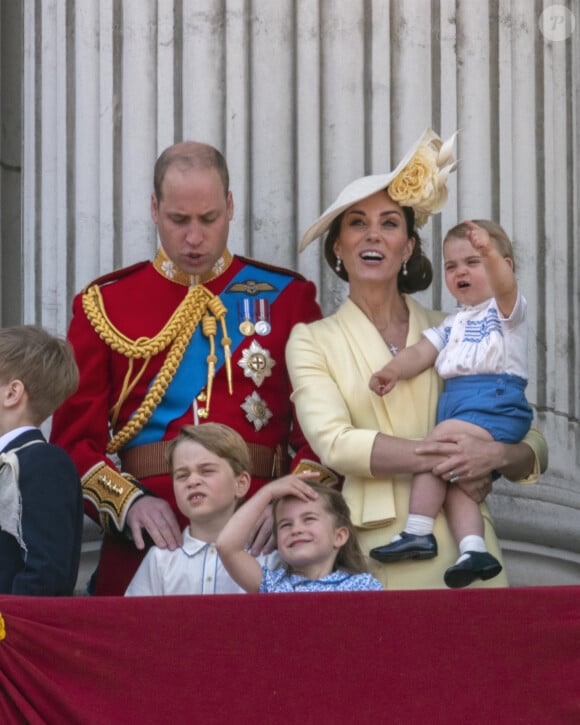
[51,141,334,594]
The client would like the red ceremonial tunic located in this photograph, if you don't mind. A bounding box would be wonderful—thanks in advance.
[51,249,328,594]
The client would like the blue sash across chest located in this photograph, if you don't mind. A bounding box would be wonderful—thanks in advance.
[125,264,293,448]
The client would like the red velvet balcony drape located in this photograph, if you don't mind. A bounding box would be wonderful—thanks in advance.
[0,587,578,724]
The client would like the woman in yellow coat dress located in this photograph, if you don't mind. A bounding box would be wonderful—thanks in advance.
[286,129,547,589]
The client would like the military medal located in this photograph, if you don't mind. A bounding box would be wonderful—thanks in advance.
[238,340,276,387]
[254,321,270,336]
[254,298,272,336]
[238,298,255,336]
[241,391,273,431]
[239,320,254,336]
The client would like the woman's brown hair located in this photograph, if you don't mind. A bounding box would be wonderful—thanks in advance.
[324,198,433,293]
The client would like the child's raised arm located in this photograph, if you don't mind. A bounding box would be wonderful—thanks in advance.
[465,220,518,317]
[216,473,319,593]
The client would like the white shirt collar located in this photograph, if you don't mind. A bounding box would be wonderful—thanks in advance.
[0,426,38,452]
[180,528,216,557]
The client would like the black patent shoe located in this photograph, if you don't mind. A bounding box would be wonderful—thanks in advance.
[369,531,438,563]
[444,551,503,589]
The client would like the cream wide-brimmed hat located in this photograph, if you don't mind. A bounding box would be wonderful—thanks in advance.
[299,128,458,252]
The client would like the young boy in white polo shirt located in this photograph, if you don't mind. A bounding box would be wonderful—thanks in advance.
[125,423,278,595]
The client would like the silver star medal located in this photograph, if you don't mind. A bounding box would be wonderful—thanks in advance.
[238,340,276,387]
[241,391,273,431]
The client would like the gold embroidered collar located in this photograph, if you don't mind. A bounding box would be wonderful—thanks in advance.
[152,247,233,286]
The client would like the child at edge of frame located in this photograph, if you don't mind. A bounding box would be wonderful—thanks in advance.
[0,325,83,595]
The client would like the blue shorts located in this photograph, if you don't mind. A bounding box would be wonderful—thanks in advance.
[436,374,533,443]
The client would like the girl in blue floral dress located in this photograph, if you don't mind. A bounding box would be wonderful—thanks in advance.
[217,476,383,592]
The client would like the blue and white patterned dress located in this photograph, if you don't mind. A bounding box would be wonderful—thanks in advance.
[259,567,383,592]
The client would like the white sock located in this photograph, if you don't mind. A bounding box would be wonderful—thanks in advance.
[406,514,435,536]
[389,514,435,542]
[455,535,487,564]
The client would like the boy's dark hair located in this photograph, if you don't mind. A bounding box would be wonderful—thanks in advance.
[272,481,371,575]
[0,325,79,424]
[166,423,251,477]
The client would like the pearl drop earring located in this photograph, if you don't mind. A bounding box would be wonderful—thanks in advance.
[402,259,408,276]
[335,256,343,273]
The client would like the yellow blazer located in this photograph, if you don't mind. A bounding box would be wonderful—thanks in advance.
[286,295,541,589]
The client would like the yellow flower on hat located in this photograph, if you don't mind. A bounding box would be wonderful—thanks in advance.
[298,128,458,251]
[388,130,458,227]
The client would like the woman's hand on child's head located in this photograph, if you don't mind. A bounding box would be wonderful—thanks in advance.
[464,220,492,255]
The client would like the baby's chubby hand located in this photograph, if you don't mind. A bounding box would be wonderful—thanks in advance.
[464,220,493,255]
[369,366,397,396]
